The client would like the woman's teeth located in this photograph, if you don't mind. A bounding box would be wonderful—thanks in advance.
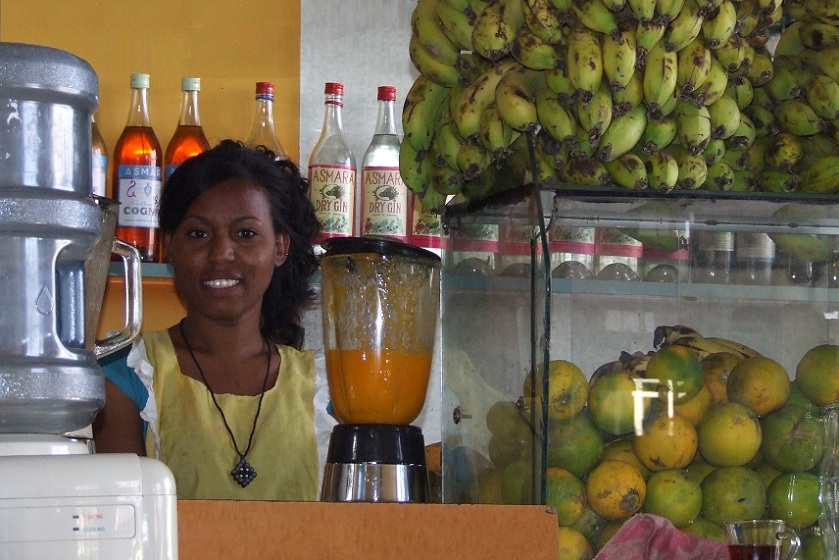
[204,279,239,288]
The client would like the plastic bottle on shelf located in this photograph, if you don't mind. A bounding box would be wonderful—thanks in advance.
[734,232,776,285]
[245,81,287,160]
[642,234,689,283]
[690,231,734,284]
[91,114,108,197]
[164,77,210,181]
[549,224,595,280]
[594,228,641,281]
[112,73,163,263]
[410,193,445,255]
[360,85,409,242]
[308,82,357,246]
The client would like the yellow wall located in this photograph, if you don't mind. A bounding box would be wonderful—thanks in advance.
[1,0,302,333]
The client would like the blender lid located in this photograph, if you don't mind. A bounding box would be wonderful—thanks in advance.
[322,236,441,263]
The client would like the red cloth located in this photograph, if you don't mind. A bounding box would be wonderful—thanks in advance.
[595,514,729,560]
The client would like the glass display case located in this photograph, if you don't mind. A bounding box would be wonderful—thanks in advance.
[439,185,839,554]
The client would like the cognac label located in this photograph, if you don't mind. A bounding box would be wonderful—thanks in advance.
[116,165,162,228]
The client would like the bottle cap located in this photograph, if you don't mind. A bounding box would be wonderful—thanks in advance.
[181,77,201,91]
[130,73,150,89]
[255,81,274,95]
[324,82,343,96]
[377,85,396,101]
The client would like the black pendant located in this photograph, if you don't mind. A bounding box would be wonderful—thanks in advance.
[231,457,257,487]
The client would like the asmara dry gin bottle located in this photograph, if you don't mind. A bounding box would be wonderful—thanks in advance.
[308,82,356,246]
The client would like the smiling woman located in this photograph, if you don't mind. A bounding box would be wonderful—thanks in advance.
[93,140,335,501]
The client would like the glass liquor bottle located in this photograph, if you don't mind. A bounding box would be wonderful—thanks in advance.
[691,231,734,284]
[360,85,409,242]
[245,81,287,160]
[112,73,163,263]
[164,77,210,181]
[91,114,108,197]
[734,232,776,286]
[308,82,357,245]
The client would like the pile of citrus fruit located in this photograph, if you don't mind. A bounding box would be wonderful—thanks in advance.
[473,338,839,560]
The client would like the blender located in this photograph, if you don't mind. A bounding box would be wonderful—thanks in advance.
[319,236,441,503]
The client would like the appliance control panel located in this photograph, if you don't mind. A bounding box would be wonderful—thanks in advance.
[0,504,136,542]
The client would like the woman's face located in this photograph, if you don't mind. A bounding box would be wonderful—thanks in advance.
[165,178,289,325]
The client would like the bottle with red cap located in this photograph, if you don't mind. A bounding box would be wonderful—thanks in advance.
[308,82,357,245]
[164,77,210,181]
[246,81,287,160]
[360,85,409,242]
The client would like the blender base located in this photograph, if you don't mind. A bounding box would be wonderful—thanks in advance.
[320,424,429,503]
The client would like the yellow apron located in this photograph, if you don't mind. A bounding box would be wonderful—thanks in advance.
[143,330,319,500]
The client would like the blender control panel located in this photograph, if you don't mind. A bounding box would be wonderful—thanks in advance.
[0,504,136,542]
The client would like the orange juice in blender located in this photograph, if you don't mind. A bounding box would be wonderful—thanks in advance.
[319,237,441,503]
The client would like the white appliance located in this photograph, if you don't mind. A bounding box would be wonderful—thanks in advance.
[0,436,178,560]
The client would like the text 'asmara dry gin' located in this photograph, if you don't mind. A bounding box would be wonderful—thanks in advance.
[308,82,356,246]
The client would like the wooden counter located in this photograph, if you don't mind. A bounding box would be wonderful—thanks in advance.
[178,501,558,560]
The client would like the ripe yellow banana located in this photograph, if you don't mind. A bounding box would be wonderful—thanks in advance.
[402,74,451,152]
[758,169,800,193]
[805,75,839,120]
[536,85,579,144]
[432,120,467,170]
[494,63,547,132]
[672,145,709,189]
[693,56,728,106]
[627,0,657,23]
[408,36,465,88]
[511,26,564,69]
[707,95,741,140]
[571,0,619,36]
[453,59,519,140]
[566,24,605,103]
[713,34,746,75]
[763,132,802,172]
[521,0,570,45]
[641,113,678,153]
[399,139,435,195]
[670,332,754,360]
[656,0,687,24]
[545,65,577,103]
[675,101,711,155]
[775,99,826,137]
[596,103,648,161]
[479,102,520,160]
[700,0,736,49]
[723,75,754,111]
[676,37,711,96]
[604,152,649,189]
[663,0,703,51]
[799,155,839,194]
[472,0,525,62]
[703,159,735,190]
[602,24,637,90]
[643,40,678,114]
[436,0,477,51]
[411,0,462,66]
[643,149,679,191]
[576,81,614,146]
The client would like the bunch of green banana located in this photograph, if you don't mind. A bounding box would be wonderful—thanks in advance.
[653,325,762,360]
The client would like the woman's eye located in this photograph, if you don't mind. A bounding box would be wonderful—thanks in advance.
[187,229,207,239]
[239,229,257,239]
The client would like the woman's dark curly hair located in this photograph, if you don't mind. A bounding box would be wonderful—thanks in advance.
[159,139,320,349]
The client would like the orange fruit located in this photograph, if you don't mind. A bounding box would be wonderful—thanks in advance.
[646,345,705,405]
[633,409,698,472]
[545,467,587,526]
[766,471,821,529]
[760,403,824,472]
[569,505,607,545]
[501,457,533,504]
[585,459,647,521]
[697,402,762,467]
[802,527,828,560]
[602,437,651,480]
[700,466,766,525]
[485,400,532,445]
[685,458,716,484]
[727,356,791,416]
[546,409,605,478]
[682,517,726,544]
[796,344,839,406]
[702,352,742,404]
[674,383,714,426]
[588,369,650,436]
[546,360,589,420]
[788,380,819,414]
[557,526,594,560]
[642,469,703,528]
[487,434,523,469]
[755,462,782,491]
